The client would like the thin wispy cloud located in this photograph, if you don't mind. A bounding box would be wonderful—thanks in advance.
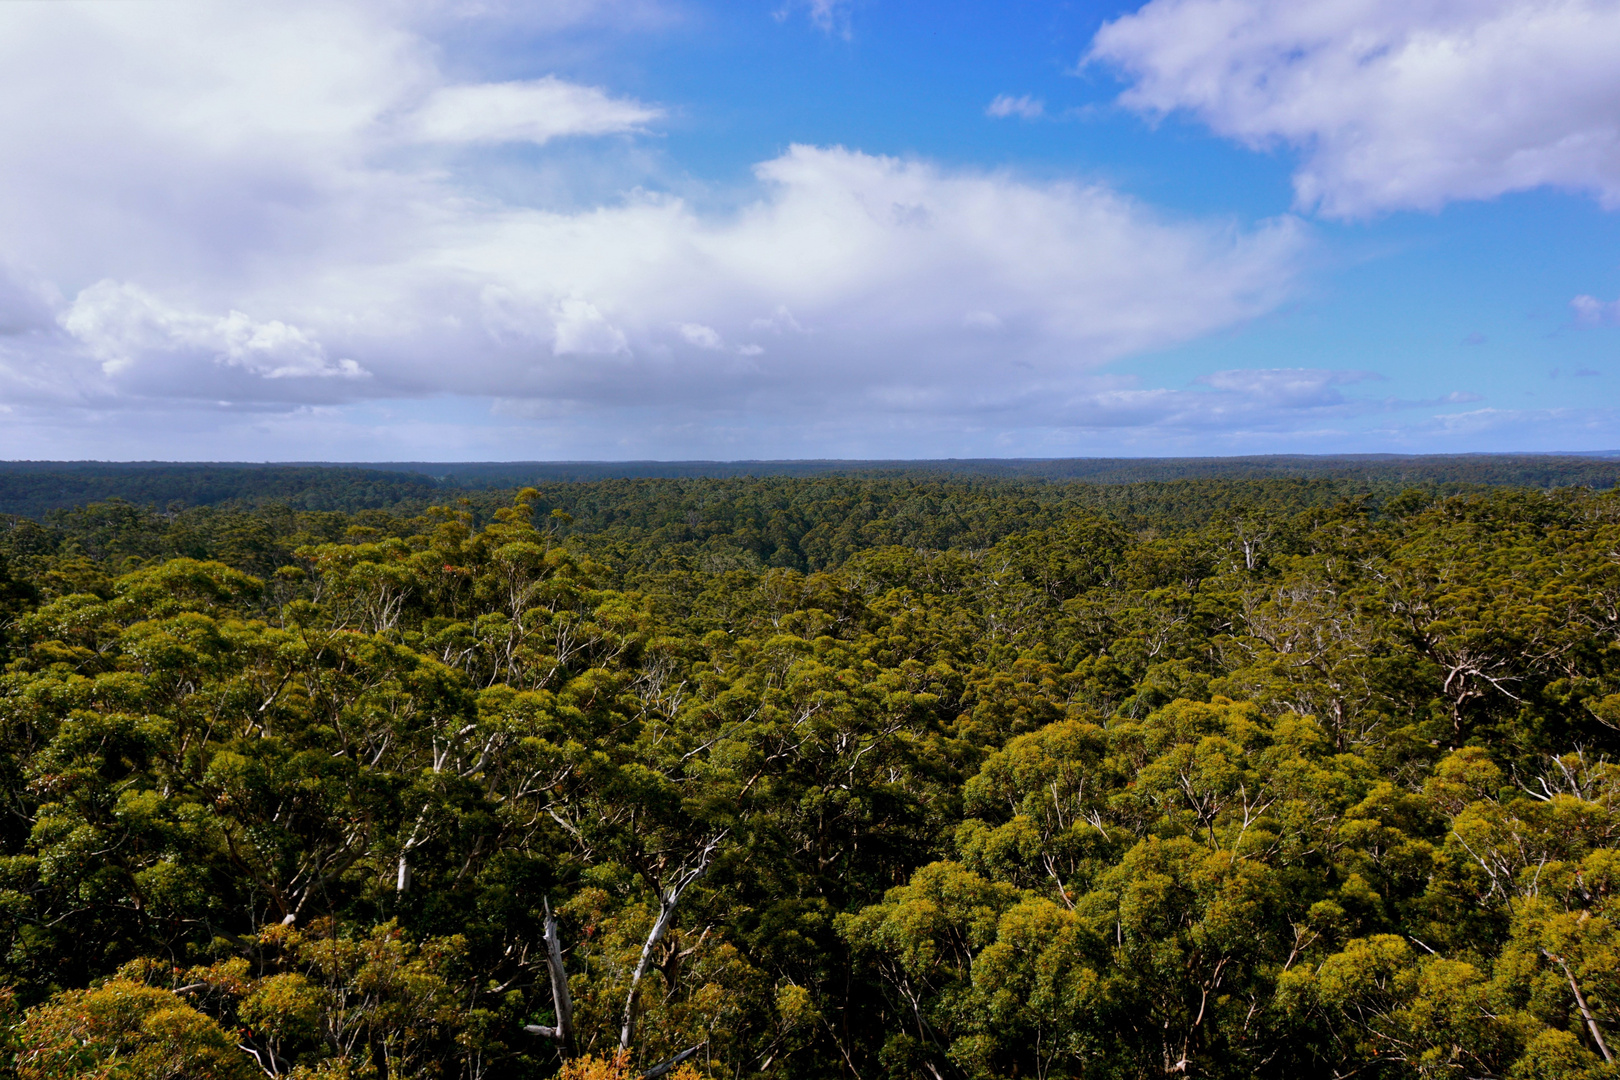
[987,94,1044,120]
[1195,368,1383,409]
[409,78,661,145]
[775,0,854,38]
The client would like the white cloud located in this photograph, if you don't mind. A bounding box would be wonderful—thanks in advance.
[0,0,1316,455]
[1196,367,1382,408]
[410,78,660,145]
[1090,0,1620,217]
[1412,405,1620,443]
[678,323,724,349]
[986,95,1044,120]
[1573,293,1620,326]
[62,281,365,380]
[552,299,630,356]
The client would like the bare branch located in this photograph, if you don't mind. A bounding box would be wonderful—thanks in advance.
[641,1044,703,1079]
[619,832,728,1051]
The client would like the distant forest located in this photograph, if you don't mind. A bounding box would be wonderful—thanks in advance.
[2,452,1619,519]
[3,460,1620,1079]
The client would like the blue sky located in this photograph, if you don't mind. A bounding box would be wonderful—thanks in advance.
[0,0,1618,460]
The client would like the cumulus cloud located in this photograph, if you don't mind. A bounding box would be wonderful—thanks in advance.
[552,299,630,356]
[388,143,1305,421]
[62,281,365,380]
[1090,0,1620,217]
[987,95,1044,120]
[0,0,1318,456]
[1573,294,1620,326]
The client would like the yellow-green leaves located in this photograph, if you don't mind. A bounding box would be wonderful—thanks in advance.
[839,862,1016,984]
[16,978,254,1080]
[112,559,262,621]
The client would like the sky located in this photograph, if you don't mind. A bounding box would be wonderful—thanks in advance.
[1,0,1619,461]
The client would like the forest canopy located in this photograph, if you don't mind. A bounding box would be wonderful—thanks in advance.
[3,452,1620,518]
[2,465,1620,1078]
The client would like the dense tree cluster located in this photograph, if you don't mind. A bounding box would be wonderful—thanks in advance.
[390,453,1620,489]
[0,470,1590,581]
[4,452,1619,521]
[0,465,444,520]
[2,476,1620,1078]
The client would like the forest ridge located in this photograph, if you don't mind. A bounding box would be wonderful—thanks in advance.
[0,470,1618,1077]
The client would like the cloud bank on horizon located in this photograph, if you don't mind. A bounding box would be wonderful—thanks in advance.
[0,0,1616,459]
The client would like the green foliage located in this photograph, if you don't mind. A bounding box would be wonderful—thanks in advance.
[16,977,253,1080]
[1,475,1620,1077]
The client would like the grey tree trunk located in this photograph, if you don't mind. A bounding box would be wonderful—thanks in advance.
[618,833,725,1052]
[524,896,576,1057]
